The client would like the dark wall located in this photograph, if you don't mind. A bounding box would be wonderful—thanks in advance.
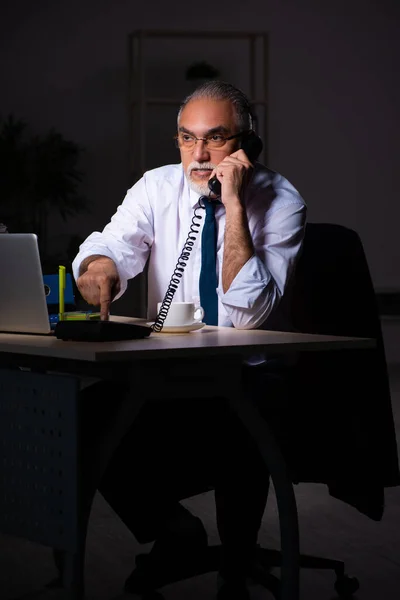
[0,0,399,291]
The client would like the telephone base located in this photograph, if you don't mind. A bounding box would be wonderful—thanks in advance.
[54,320,152,342]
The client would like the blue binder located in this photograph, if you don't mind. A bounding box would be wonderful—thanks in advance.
[43,273,75,313]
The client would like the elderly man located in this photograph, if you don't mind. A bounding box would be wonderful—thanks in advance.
[73,81,306,599]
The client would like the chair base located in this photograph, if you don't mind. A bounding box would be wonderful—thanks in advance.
[124,544,360,599]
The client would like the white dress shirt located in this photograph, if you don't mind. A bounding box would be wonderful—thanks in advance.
[72,162,307,330]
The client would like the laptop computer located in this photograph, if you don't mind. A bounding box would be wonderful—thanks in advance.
[0,233,75,335]
[0,233,151,341]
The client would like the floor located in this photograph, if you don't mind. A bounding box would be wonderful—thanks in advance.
[1,366,400,600]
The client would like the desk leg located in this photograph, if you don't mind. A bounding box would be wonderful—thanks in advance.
[226,367,300,600]
[61,551,84,600]
[52,372,151,600]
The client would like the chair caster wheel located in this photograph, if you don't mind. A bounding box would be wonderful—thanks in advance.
[334,574,360,597]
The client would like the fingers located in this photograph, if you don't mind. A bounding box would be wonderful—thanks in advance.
[99,280,111,321]
[214,156,250,183]
[77,276,111,321]
[219,153,252,170]
[210,167,217,180]
[76,277,97,305]
[215,153,252,177]
[76,257,120,318]
[76,273,116,320]
[211,151,254,203]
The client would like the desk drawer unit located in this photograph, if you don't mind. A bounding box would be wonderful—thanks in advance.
[0,368,80,553]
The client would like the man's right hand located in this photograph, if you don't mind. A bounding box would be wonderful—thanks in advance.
[76,256,120,321]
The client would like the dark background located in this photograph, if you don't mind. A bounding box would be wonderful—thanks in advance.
[1,4,400,598]
[0,0,399,291]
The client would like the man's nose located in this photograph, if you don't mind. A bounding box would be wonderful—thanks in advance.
[193,140,210,161]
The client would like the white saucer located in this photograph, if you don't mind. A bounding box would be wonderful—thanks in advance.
[147,321,206,334]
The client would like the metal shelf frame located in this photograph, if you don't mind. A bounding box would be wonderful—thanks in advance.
[127,29,269,183]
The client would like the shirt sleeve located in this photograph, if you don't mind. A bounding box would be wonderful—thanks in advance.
[217,182,307,329]
[72,176,154,299]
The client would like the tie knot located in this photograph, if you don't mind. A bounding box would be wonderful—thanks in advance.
[200,196,217,218]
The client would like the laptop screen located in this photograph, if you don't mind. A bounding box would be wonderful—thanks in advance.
[0,234,64,334]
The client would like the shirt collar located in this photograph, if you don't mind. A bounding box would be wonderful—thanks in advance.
[189,187,206,209]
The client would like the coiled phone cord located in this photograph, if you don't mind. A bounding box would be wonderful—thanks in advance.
[151,199,206,332]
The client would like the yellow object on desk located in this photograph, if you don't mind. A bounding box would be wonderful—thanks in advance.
[58,265,100,322]
[62,312,101,321]
[58,265,66,321]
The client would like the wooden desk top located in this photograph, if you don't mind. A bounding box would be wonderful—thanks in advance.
[0,316,375,363]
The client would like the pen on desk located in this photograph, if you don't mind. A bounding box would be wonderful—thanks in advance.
[59,265,66,321]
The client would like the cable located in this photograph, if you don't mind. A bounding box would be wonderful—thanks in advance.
[151,199,205,332]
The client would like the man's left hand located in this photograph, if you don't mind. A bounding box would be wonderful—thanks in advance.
[210,149,253,206]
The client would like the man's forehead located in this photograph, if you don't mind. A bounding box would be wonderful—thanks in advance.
[178,97,236,130]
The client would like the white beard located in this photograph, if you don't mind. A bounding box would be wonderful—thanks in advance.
[185,161,216,197]
[187,178,211,196]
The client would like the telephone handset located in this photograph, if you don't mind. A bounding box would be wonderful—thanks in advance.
[208,131,263,197]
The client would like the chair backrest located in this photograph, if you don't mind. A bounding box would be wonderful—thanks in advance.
[276,222,400,518]
[291,222,382,339]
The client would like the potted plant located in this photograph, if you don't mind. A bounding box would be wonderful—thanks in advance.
[0,114,90,267]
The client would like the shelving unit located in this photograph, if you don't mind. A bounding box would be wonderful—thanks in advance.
[127,30,269,184]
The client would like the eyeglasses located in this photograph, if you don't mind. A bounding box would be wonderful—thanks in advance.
[174,130,251,151]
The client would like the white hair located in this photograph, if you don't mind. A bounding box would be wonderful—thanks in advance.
[177,81,253,131]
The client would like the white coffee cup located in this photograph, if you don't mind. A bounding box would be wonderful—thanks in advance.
[156,302,204,327]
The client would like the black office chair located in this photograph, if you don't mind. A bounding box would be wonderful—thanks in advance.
[122,222,399,600]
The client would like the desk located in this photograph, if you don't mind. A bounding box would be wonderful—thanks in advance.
[0,320,374,600]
